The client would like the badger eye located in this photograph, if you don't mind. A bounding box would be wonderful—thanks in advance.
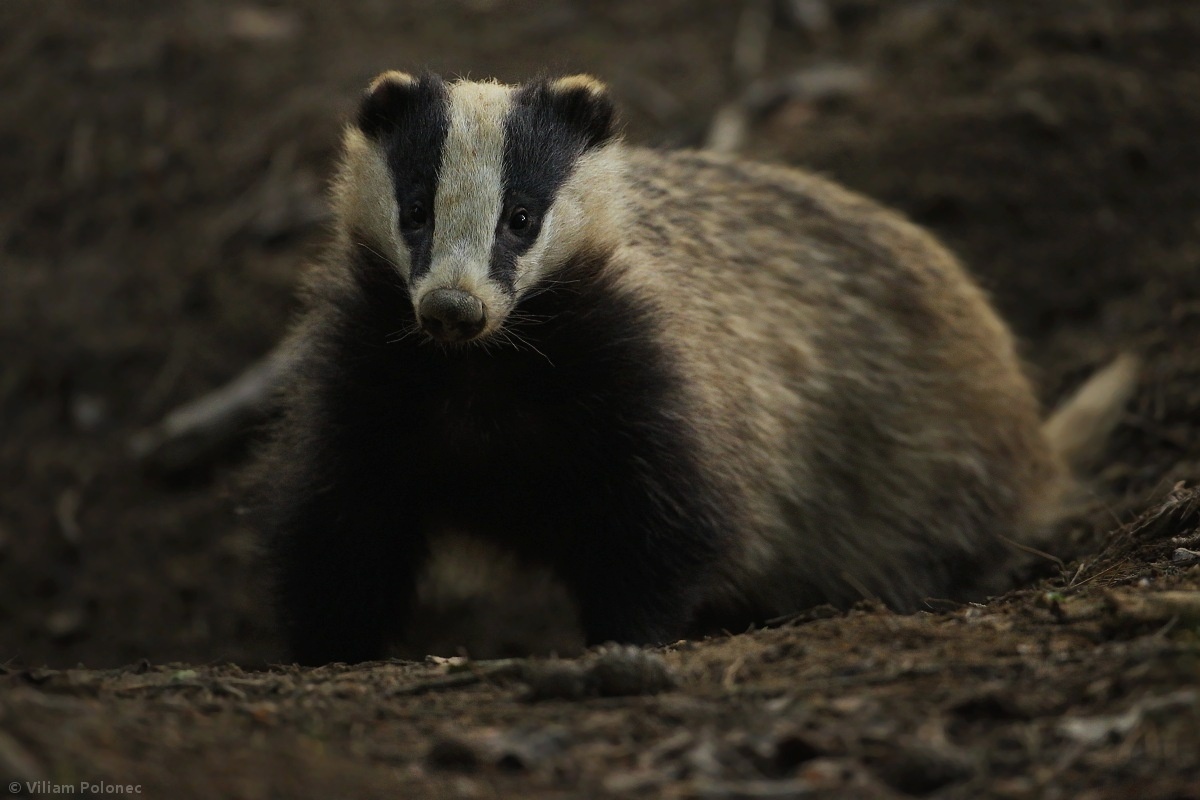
[402,201,428,230]
[507,207,530,232]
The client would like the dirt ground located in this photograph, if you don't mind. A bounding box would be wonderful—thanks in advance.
[2,0,1199,797]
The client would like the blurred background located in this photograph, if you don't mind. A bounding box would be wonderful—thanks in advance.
[1,0,1198,669]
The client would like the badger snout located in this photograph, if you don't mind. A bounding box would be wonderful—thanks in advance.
[419,288,486,342]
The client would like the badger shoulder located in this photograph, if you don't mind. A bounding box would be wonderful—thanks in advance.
[610,146,1023,388]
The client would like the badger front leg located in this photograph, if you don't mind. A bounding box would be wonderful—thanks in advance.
[565,542,705,647]
[269,482,426,666]
[550,475,727,648]
[268,478,425,665]
[265,396,426,667]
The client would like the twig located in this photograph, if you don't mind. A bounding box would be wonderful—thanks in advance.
[706,0,867,154]
[721,655,746,691]
[733,0,773,83]
[54,488,83,546]
[389,659,525,697]
[130,337,301,473]
[995,531,1066,570]
[781,0,834,36]
[706,0,774,153]
[1066,558,1130,590]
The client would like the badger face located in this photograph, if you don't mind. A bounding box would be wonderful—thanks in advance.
[337,72,620,344]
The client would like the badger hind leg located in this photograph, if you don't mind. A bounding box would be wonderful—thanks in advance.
[400,530,586,659]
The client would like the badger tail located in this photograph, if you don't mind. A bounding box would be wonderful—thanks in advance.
[1042,353,1140,474]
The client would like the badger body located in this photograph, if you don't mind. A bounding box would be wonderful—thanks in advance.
[264,72,1074,665]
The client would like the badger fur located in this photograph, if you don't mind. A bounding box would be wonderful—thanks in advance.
[260,72,1135,665]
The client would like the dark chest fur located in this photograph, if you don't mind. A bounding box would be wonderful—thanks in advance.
[266,242,732,663]
[327,244,689,529]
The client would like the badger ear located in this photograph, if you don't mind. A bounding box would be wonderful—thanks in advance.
[356,71,442,139]
[541,74,618,150]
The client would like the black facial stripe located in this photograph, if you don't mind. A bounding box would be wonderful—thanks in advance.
[491,83,593,287]
[489,248,519,294]
[371,74,450,283]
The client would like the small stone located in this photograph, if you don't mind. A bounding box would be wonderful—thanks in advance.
[55,489,83,547]
[784,0,833,34]
[520,661,589,701]
[0,730,44,785]
[1171,548,1200,565]
[46,607,87,640]
[1107,590,1200,626]
[426,736,481,772]
[486,726,569,771]
[588,645,677,697]
[70,393,108,431]
[227,6,301,43]
[865,742,974,795]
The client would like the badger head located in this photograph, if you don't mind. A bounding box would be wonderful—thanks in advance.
[333,72,624,344]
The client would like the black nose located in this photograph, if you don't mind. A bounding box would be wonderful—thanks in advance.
[419,289,486,342]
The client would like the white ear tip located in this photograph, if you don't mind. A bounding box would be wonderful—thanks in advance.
[369,71,418,92]
[550,75,609,96]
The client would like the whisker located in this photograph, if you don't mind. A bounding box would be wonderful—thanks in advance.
[519,281,579,301]
[515,275,583,303]
[385,325,421,345]
[503,326,555,367]
[496,328,523,355]
[354,239,416,291]
[354,240,400,271]
[506,311,554,327]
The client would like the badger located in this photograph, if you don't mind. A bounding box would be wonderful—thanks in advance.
[259,71,1136,665]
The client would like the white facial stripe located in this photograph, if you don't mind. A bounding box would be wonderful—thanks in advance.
[335,127,410,278]
[424,82,512,295]
[516,146,629,293]
[512,207,556,294]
